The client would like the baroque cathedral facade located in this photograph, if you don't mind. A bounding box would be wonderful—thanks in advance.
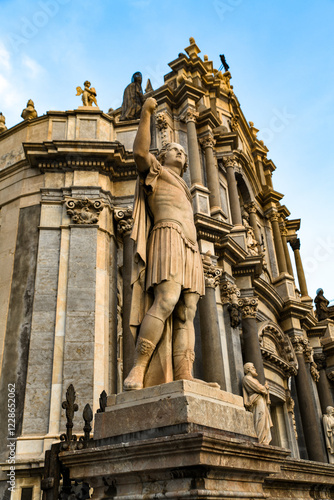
[1,38,334,499]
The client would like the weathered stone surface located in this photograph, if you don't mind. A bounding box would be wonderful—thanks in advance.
[0,206,40,456]
[95,380,256,440]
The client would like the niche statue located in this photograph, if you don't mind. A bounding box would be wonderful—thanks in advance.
[242,362,273,444]
[120,72,145,121]
[123,97,206,391]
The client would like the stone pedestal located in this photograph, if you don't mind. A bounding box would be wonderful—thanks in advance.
[94,380,256,440]
[57,380,334,499]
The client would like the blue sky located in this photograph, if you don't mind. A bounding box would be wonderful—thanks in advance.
[0,0,333,302]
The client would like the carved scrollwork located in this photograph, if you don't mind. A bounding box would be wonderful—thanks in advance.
[200,135,216,150]
[291,335,314,367]
[286,391,298,439]
[66,198,103,224]
[180,107,199,124]
[156,112,169,146]
[202,253,222,288]
[114,207,133,236]
[258,322,298,376]
[310,362,320,383]
[156,112,168,130]
[238,297,258,319]
[220,280,241,327]
[314,352,327,371]
[223,155,238,169]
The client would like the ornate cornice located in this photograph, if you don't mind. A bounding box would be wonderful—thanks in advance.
[238,296,258,319]
[66,198,103,224]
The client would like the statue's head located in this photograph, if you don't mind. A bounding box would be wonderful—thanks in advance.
[316,288,324,296]
[27,99,34,107]
[84,81,91,88]
[244,362,257,377]
[157,142,188,176]
[131,72,142,84]
[326,406,334,415]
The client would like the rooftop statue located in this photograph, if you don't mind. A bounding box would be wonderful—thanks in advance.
[76,81,98,107]
[315,288,329,321]
[242,362,272,445]
[21,99,38,121]
[123,97,207,391]
[0,112,7,134]
[120,72,145,121]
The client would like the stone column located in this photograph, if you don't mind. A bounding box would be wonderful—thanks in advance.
[269,212,287,274]
[292,336,327,463]
[198,259,225,389]
[289,238,308,297]
[280,222,294,276]
[115,208,135,381]
[181,108,202,186]
[220,279,244,395]
[200,135,221,214]
[314,352,334,413]
[239,296,265,385]
[223,156,243,226]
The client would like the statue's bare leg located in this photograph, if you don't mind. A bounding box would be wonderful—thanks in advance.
[123,281,182,391]
[172,291,198,381]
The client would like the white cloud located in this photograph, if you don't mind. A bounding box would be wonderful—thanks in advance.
[0,42,11,72]
[21,54,44,79]
[0,74,21,108]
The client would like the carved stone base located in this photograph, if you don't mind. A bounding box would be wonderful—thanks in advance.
[94,379,256,440]
[59,380,334,499]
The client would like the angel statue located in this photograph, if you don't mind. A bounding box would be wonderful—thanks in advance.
[76,81,98,107]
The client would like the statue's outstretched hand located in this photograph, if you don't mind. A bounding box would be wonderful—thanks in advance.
[143,97,157,114]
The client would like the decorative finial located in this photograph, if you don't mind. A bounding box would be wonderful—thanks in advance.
[21,99,38,121]
[60,384,79,448]
[0,112,7,134]
[76,81,98,107]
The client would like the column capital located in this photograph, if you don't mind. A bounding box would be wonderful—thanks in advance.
[314,352,327,371]
[223,155,238,169]
[220,279,241,327]
[220,280,240,304]
[280,222,288,237]
[180,107,199,124]
[200,134,216,150]
[268,211,279,223]
[291,335,313,362]
[244,201,257,215]
[238,296,258,318]
[114,207,133,236]
[289,237,301,251]
[202,254,222,288]
[66,197,104,224]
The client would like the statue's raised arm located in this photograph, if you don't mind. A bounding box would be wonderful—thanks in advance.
[133,97,157,173]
